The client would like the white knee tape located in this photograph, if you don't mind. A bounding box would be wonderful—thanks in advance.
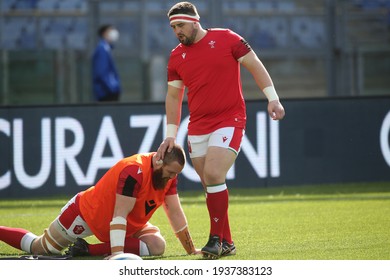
[42,229,63,254]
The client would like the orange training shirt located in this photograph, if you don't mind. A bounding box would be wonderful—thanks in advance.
[78,152,177,242]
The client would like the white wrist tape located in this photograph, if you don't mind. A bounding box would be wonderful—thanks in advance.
[263,86,279,102]
[174,224,188,234]
[166,124,178,138]
[174,224,195,254]
[110,216,127,254]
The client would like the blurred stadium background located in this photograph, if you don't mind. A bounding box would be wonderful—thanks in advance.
[0,0,389,105]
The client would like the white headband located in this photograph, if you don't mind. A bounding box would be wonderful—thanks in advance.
[169,13,200,24]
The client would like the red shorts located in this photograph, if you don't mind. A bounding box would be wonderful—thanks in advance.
[57,194,93,239]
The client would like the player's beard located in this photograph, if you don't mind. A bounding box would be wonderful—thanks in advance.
[152,168,170,190]
[178,28,198,46]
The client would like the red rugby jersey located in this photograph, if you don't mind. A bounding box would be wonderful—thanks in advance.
[167,28,251,135]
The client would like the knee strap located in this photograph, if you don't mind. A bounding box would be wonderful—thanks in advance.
[41,228,64,254]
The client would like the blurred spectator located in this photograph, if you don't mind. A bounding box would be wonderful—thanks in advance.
[92,24,121,101]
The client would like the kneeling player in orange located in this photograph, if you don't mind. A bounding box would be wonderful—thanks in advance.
[0,144,200,258]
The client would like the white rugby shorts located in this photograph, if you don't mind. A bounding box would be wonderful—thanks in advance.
[187,127,245,158]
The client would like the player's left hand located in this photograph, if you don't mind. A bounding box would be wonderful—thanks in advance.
[268,100,285,120]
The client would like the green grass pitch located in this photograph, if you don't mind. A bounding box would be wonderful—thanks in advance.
[0,182,389,260]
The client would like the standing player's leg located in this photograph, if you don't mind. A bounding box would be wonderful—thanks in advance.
[192,156,234,246]
[190,136,220,258]
[204,127,243,258]
[201,146,236,258]
[188,127,243,259]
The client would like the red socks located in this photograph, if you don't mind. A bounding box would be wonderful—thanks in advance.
[0,226,147,256]
[223,214,232,244]
[206,187,232,243]
[0,226,31,250]
[88,237,141,256]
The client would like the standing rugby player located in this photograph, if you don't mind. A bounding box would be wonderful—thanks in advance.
[156,1,285,259]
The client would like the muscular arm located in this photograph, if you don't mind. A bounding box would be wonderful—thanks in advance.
[109,194,136,255]
[241,50,274,90]
[163,194,199,254]
[166,84,184,127]
[156,85,185,160]
[113,193,136,218]
[163,194,187,231]
[241,50,285,120]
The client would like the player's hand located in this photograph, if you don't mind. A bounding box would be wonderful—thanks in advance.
[156,137,176,161]
[268,100,285,120]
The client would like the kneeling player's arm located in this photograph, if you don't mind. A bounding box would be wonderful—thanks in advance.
[164,194,196,254]
[110,216,127,255]
[175,225,196,255]
[110,194,136,254]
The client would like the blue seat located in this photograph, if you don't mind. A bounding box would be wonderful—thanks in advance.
[291,17,325,48]
[37,0,57,11]
[66,32,86,49]
[42,33,65,49]
[2,18,31,49]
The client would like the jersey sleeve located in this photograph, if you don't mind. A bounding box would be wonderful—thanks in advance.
[166,177,178,195]
[167,52,182,83]
[117,165,143,197]
[228,29,252,60]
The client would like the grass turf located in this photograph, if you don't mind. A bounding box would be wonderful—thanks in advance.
[0,182,389,260]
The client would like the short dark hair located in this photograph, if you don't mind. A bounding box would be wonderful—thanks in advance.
[98,24,114,37]
[163,144,186,167]
[167,1,199,17]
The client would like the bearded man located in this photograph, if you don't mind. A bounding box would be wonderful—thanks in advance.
[0,144,200,258]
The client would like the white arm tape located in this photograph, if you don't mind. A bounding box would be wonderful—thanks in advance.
[174,224,188,234]
[263,86,279,102]
[168,80,184,89]
[110,216,127,250]
[166,124,178,138]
